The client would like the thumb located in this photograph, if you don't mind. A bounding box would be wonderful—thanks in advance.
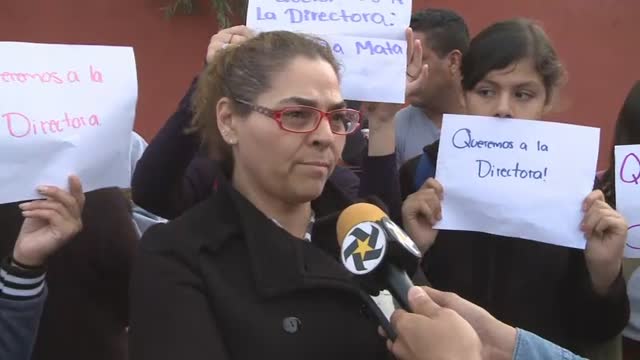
[408,286,440,317]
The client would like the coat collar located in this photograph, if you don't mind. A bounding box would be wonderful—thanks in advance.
[200,172,358,299]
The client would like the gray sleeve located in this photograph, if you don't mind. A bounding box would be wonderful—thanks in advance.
[0,287,47,360]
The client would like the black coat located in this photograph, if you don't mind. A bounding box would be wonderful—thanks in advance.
[129,175,392,360]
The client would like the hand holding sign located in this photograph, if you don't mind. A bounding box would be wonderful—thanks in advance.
[401,178,443,254]
[581,190,628,294]
[13,175,85,267]
[206,26,256,63]
[405,27,430,103]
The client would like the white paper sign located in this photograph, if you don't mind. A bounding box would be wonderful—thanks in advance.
[615,145,640,257]
[246,0,411,103]
[0,42,137,204]
[434,114,600,249]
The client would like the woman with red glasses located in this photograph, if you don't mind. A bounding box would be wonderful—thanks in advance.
[128,31,412,360]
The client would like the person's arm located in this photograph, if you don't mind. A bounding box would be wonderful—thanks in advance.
[564,190,630,342]
[130,77,203,219]
[565,251,629,342]
[358,153,402,223]
[0,259,47,360]
[129,225,230,360]
[0,175,85,360]
[386,286,588,360]
[358,28,428,223]
[131,26,255,220]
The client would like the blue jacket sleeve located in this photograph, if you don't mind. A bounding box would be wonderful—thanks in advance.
[0,257,48,360]
[514,329,587,360]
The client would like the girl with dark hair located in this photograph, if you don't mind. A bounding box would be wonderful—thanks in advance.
[596,81,640,360]
[398,19,629,358]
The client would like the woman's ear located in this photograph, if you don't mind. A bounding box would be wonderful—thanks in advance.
[216,97,239,145]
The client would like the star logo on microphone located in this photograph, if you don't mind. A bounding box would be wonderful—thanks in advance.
[341,221,387,275]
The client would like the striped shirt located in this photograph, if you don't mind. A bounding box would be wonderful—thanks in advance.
[0,257,46,300]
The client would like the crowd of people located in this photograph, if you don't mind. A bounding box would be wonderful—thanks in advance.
[1,6,639,360]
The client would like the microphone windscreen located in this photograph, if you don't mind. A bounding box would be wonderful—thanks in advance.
[336,203,387,246]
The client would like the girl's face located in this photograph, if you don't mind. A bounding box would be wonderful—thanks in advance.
[464,58,549,120]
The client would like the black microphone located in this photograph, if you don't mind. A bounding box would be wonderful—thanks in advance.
[336,202,422,311]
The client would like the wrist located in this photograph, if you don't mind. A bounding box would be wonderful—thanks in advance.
[588,260,621,295]
[12,247,46,268]
[1,256,46,300]
[486,322,517,360]
[367,117,395,132]
[367,124,395,156]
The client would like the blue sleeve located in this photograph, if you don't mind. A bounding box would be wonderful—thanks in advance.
[514,329,587,360]
[0,261,47,360]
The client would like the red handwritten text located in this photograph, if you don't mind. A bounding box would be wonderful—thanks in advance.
[1,112,101,138]
[1,66,104,85]
[620,152,640,185]
[1,71,64,84]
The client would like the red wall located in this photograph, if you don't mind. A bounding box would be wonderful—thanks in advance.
[1,0,638,167]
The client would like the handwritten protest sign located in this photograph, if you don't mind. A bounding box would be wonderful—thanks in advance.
[615,145,640,257]
[246,0,411,103]
[0,42,137,204]
[434,114,600,249]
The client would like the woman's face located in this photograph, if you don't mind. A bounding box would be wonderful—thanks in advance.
[464,58,549,120]
[223,56,347,204]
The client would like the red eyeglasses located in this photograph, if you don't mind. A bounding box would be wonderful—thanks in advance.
[235,98,361,135]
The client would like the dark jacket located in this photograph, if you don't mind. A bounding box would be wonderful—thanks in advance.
[399,140,630,355]
[0,188,137,360]
[131,77,365,220]
[129,174,392,360]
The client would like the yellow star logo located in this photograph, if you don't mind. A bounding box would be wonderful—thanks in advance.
[352,237,374,259]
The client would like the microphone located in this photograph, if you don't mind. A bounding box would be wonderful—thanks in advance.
[336,203,422,311]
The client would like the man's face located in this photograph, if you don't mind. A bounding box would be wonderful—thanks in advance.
[409,31,454,111]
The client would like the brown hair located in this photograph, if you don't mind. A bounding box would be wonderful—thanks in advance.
[189,30,341,172]
[461,18,565,104]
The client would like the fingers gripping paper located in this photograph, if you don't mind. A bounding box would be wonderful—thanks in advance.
[615,145,640,257]
[246,0,411,104]
[434,114,600,249]
[0,42,137,204]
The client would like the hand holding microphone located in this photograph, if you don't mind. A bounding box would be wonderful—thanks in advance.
[383,286,483,360]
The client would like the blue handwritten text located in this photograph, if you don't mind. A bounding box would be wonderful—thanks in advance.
[476,160,548,181]
[452,128,514,150]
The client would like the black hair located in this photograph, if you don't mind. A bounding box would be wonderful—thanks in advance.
[600,81,640,207]
[461,18,564,104]
[410,8,470,57]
